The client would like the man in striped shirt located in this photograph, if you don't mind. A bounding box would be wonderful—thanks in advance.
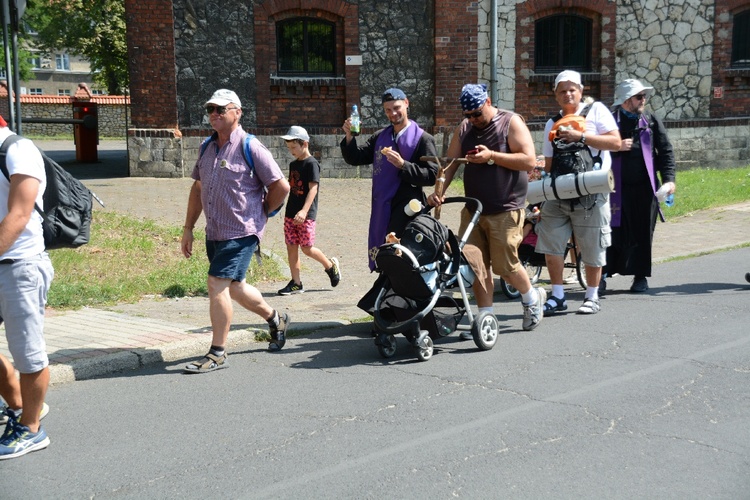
[181,89,291,373]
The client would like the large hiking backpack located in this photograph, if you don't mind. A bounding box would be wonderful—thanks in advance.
[398,214,450,266]
[550,103,601,178]
[0,135,102,249]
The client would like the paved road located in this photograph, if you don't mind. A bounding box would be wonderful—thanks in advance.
[1,248,748,498]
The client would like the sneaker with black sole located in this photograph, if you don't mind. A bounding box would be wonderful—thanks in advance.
[325,257,341,287]
[277,280,304,296]
[268,312,290,352]
[0,419,50,460]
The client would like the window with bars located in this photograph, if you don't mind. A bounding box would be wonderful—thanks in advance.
[58,89,71,96]
[732,9,750,68]
[277,17,335,75]
[535,15,592,72]
[29,88,43,95]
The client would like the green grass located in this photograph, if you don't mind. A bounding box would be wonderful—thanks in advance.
[663,166,750,218]
[47,212,285,309]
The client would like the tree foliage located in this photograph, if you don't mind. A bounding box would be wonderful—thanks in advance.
[25,0,128,95]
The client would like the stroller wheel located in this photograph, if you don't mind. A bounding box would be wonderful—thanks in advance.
[416,336,434,362]
[376,333,397,358]
[471,311,499,351]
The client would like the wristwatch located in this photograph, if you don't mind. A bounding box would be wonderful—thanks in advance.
[580,133,586,144]
[487,152,495,165]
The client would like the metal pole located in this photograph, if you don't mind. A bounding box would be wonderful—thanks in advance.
[10,0,21,134]
[490,0,498,104]
[1,0,15,131]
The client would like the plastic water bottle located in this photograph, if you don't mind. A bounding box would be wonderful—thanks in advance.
[349,105,360,137]
[665,193,675,207]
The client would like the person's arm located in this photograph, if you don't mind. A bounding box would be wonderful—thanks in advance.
[0,174,39,256]
[181,180,202,258]
[265,177,291,216]
[470,115,537,172]
[427,125,463,207]
[397,134,438,186]
[293,181,319,224]
[340,130,379,166]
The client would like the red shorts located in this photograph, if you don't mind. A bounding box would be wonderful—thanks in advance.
[284,217,317,247]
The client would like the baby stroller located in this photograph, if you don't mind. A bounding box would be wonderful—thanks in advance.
[499,205,587,299]
[371,197,499,361]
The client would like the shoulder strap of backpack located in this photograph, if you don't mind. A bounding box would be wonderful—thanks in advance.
[243,133,255,173]
[580,102,594,117]
[552,112,563,123]
[199,132,256,173]
[0,135,24,181]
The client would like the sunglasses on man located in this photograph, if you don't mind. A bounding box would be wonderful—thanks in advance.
[205,105,239,115]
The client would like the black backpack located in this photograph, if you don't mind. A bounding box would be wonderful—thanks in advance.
[398,214,450,266]
[0,134,102,249]
[550,103,601,178]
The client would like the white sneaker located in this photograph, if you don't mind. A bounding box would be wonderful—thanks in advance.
[522,287,546,331]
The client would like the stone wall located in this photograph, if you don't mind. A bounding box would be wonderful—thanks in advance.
[20,102,130,137]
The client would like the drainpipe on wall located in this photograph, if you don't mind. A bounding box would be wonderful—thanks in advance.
[490,0,498,104]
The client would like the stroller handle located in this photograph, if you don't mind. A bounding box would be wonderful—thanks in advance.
[438,197,482,250]
[442,196,482,221]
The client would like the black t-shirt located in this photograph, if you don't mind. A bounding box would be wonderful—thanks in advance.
[285,156,321,220]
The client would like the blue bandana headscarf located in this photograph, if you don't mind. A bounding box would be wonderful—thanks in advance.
[460,84,488,112]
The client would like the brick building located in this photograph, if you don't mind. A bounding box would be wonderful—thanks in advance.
[125,0,750,177]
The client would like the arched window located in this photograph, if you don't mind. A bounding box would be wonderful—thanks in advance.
[277,17,336,75]
[732,9,750,67]
[535,15,592,72]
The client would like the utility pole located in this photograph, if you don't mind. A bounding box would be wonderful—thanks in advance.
[1,0,25,133]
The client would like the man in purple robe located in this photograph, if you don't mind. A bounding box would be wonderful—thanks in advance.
[340,88,438,272]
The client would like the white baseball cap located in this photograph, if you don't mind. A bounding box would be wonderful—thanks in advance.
[554,70,583,91]
[280,125,310,142]
[613,79,654,106]
[205,89,242,108]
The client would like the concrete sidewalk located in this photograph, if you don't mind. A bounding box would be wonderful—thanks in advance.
[1,140,749,384]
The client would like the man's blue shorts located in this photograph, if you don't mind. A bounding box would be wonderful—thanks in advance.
[206,235,259,282]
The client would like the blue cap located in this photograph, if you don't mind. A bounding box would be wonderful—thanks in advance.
[382,88,407,103]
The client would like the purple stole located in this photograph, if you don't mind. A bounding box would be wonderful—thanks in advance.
[611,112,662,227]
[368,123,423,270]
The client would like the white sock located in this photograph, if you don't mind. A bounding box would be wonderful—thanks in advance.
[551,284,565,300]
[586,286,599,301]
[521,288,536,305]
[479,306,494,315]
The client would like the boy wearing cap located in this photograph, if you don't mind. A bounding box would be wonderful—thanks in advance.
[277,126,341,295]
[536,70,622,315]
[606,79,676,293]
[181,89,291,369]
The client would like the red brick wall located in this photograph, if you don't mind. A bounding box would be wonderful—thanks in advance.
[434,1,478,128]
[710,1,750,118]
[516,0,616,124]
[255,0,358,130]
[125,0,178,130]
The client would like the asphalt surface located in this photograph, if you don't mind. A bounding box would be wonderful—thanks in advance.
[0,140,749,385]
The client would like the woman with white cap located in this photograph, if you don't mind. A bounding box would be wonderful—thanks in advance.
[606,79,676,293]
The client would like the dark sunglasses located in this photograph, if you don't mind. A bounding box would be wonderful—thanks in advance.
[632,94,647,101]
[463,102,486,119]
[205,105,238,115]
